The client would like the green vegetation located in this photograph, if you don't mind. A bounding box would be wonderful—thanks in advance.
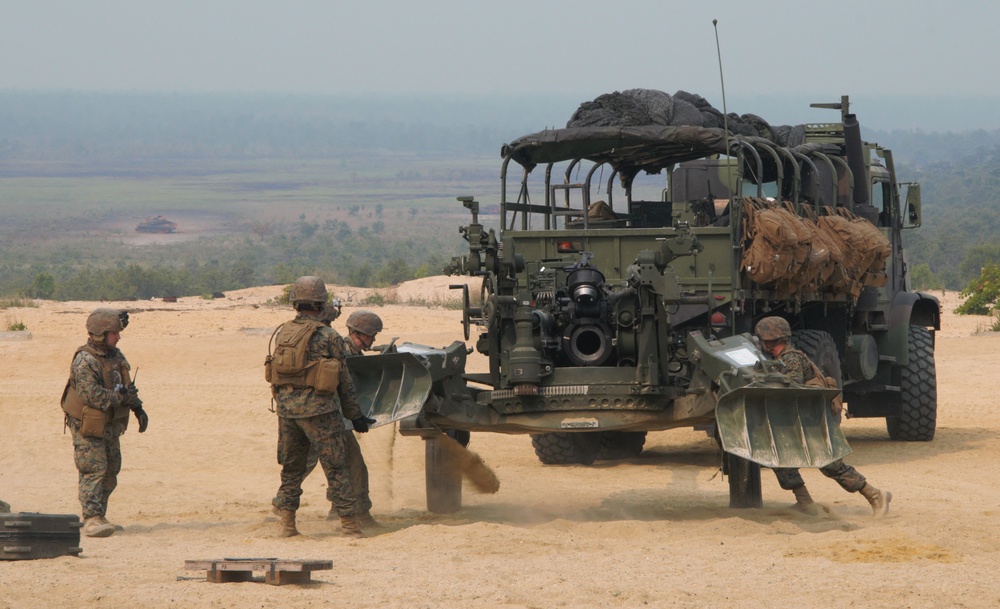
[955,263,1000,318]
[3,91,1000,300]
[5,317,27,331]
[0,296,37,309]
[0,156,496,301]
[356,288,462,309]
[897,145,1000,291]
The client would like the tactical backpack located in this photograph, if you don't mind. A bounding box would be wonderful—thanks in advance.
[265,319,341,394]
[740,197,811,285]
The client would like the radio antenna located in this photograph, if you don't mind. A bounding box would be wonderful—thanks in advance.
[713,19,738,334]
[712,19,733,169]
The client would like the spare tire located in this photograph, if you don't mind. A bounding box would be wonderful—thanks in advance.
[530,432,600,465]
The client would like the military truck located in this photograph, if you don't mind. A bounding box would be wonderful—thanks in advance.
[350,96,938,513]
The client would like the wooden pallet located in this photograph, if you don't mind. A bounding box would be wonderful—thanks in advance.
[184,558,333,585]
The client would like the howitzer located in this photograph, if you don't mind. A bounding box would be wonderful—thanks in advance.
[348,331,848,512]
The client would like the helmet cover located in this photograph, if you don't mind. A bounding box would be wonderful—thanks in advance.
[346,309,383,336]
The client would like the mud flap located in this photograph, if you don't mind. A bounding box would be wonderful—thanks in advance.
[347,353,433,429]
[715,384,852,468]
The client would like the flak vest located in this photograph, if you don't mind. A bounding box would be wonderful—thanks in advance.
[60,343,131,437]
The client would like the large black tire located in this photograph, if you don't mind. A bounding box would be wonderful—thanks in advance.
[596,431,647,460]
[530,432,600,465]
[724,453,762,508]
[886,326,937,441]
[792,329,843,384]
[425,431,463,514]
[792,329,843,424]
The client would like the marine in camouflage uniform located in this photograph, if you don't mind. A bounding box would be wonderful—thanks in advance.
[334,310,383,527]
[755,317,892,518]
[282,304,381,528]
[61,308,148,538]
[270,278,373,539]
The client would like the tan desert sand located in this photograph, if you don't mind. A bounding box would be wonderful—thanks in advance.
[1,280,997,608]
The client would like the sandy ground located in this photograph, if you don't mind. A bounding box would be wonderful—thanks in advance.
[1,281,997,609]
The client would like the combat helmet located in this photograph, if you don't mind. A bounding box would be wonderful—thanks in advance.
[755,316,791,341]
[346,310,383,336]
[290,276,328,305]
[86,308,129,336]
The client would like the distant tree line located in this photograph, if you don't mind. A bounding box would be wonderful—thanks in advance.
[2,219,460,301]
[897,143,1000,291]
[4,91,1000,299]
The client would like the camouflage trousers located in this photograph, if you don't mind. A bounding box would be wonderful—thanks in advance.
[67,417,122,519]
[772,459,867,493]
[303,429,372,514]
[274,413,357,517]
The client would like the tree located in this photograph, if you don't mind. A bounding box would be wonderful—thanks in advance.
[908,263,943,291]
[250,221,275,240]
[955,262,1000,315]
[374,257,413,286]
[28,272,55,299]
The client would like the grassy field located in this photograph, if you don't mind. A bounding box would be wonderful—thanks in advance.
[0,154,502,298]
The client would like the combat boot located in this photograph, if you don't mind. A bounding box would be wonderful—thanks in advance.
[792,485,820,516]
[83,515,116,538]
[339,515,366,539]
[326,504,338,521]
[859,483,892,519]
[357,511,381,528]
[275,509,299,537]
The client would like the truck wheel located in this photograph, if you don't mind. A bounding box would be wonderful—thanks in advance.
[530,432,600,465]
[886,326,937,441]
[597,431,647,460]
[792,330,843,383]
[724,453,762,508]
[793,329,843,424]
[425,431,463,513]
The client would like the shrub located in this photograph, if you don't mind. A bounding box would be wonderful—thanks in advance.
[0,296,37,309]
[956,262,1000,315]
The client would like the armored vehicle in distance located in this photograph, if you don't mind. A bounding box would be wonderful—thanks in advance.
[135,215,177,234]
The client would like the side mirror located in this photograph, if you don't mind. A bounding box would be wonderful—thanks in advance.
[902,182,921,228]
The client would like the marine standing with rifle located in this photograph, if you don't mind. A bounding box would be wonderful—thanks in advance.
[61,308,148,538]
[266,276,373,538]
[755,317,892,518]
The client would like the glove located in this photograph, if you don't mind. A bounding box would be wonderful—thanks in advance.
[351,416,376,433]
[133,407,149,433]
[114,384,127,396]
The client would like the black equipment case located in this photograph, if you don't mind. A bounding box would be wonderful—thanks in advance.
[1,512,83,560]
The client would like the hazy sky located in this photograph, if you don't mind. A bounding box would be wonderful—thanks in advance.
[2,0,996,100]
